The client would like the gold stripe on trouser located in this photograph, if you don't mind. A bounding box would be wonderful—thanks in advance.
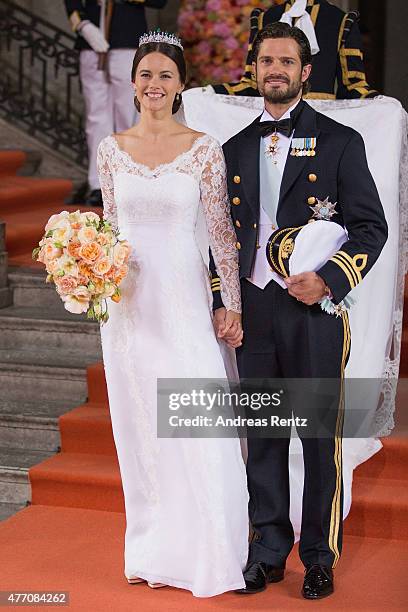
[328,311,351,568]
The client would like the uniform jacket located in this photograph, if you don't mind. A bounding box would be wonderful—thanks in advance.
[210,100,387,308]
[64,0,167,50]
[214,0,378,99]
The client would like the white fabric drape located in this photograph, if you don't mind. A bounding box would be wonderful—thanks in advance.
[183,88,408,535]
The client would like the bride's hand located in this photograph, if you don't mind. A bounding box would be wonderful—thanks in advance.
[217,309,243,348]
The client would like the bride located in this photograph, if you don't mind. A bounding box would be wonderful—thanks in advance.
[96,32,249,597]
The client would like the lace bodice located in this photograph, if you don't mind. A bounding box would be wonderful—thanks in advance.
[96,133,241,312]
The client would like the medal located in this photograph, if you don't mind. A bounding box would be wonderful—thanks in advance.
[309,196,338,221]
[290,137,317,157]
[265,131,280,165]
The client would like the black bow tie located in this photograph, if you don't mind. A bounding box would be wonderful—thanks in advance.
[259,118,293,138]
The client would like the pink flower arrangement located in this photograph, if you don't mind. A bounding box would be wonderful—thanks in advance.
[178,0,284,87]
[33,210,131,323]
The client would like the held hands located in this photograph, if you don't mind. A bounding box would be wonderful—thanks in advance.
[284,272,329,305]
[78,21,110,53]
[213,307,243,348]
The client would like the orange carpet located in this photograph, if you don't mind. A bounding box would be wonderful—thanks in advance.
[0,505,406,611]
[1,148,408,609]
[0,149,95,267]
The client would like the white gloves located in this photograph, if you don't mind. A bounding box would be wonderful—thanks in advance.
[78,21,110,53]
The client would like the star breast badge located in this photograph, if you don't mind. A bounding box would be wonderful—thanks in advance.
[309,197,338,221]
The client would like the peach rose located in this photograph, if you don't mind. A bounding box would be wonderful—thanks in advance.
[78,261,91,279]
[43,242,63,261]
[93,256,112,278]
[46,258,61,275]
[111,293,121,303]
[90,277,105,294]
[55,275,79,295]
[113,264,129,285]
[113,242,131,267]
[78,225,98,244]
[67,241,81,259]
[77,274,89,285]
[96,232,110,247]
[79,241,102,264]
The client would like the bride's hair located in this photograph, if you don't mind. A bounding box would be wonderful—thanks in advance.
[131,43,187,115]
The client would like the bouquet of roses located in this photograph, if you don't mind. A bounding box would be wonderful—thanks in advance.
[32,210,130,323]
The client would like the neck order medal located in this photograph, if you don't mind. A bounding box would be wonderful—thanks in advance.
[265,131,280,165]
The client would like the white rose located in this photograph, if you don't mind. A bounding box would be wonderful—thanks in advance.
[80,211,100,225]
[68,210,82,223]
[54,253,79,277]
[52,219,73,246]
[61,286,91,314]
[45,211,70,233]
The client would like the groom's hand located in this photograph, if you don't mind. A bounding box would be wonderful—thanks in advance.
[213,308,243,348]
[285,272,328,305]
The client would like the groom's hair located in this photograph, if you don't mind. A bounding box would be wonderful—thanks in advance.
[252,22,313,94]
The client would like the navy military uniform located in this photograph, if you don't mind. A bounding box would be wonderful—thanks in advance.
[65,0,167,50]
[64,0,167,202]
[210,99,387,570]
[214,0,378,99]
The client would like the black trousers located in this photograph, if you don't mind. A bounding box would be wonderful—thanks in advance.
[236,279,351,569]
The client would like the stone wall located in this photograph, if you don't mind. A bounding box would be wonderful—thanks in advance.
[0,223,11,308]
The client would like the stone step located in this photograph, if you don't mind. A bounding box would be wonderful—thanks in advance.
[0,501,28,522]
[8,269,62,309]
[0,399,77,452]
[0,360,89,403]
[0,306,102,354]
[0,446,54,506]
[0,150,26,178]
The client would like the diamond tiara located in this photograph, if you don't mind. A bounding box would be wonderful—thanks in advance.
[139,30,184,51]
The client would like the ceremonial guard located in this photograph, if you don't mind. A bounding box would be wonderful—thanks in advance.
[214,0,378,99]
[64,0,167,205]
[211,23,387,599]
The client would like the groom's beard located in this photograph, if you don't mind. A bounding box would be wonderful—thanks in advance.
[260,75,303,105]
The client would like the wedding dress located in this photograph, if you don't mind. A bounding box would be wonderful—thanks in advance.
[96,133,249,597]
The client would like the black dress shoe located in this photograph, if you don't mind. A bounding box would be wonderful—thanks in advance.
[235,562,285,594]
[302,564,334,599]
[85,189,103,207]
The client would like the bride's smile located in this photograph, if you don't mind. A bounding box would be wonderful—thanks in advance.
[134,51,184,115]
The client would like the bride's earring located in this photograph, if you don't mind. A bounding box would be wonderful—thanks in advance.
[176,92,182,102]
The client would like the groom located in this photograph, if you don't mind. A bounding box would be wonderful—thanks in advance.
[211,22,387,599]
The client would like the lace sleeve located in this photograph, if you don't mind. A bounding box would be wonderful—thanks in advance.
[96,139,118,231]
[199,139,241,313]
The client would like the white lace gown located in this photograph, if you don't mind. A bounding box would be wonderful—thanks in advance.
[96,134,249,597]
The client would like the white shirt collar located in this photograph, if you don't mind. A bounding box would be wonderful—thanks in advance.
[260,98,302,123]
